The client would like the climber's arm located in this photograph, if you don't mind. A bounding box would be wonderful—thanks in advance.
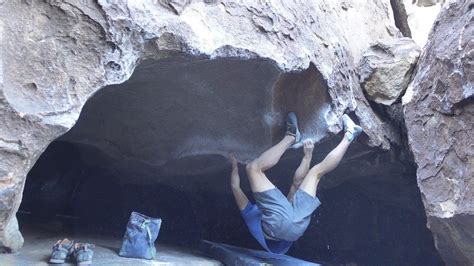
[232,184,250,211]
[229,153,249,211]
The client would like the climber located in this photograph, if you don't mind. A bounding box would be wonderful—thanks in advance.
[229,113,363,254]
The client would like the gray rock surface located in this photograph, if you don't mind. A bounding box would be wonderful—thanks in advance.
[390,0,413,37]
[415,0,444,7]
[0,0,401,251]
[402,0,474,265]
[0,216,23,253]
[359,38,421,105]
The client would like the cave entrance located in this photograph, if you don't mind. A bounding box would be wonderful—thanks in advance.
[18,55,442,265]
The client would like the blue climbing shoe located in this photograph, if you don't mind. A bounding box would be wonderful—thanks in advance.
[73,243,95,265]
[49,239,74,264]
[286,112,301,147]
[343,114,363,141]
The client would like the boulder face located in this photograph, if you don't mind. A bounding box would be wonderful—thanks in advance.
[402,0,474,265]
[0,0,401,251]
[359,37,421,105]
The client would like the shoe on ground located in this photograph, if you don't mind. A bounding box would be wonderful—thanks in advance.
[342,114,363,141]
[286,112,301,148]
[73,243,95,265]
[49,238,74,264]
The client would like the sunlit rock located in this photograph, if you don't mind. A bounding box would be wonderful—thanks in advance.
[359,38,421,105]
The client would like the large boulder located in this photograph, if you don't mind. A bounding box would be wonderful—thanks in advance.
[402,0,474,265]
[0,0,402,251]
[0,217,23,253]
[359,38,421,105]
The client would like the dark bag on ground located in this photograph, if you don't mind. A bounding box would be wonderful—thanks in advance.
[118,211,162,259]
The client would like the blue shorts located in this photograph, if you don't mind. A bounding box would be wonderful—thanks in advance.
[253,188,321,241]
[241,203,292,254]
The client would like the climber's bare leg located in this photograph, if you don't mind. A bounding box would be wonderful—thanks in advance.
[299,133,352,198]
[229,153,249,211]
[288,140,314,200]
[246,135,295,193]
[299,114,362,198]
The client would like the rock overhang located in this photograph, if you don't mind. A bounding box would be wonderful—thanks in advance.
[60,54,333,177]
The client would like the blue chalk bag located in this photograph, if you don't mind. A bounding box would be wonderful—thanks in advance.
[119,211,162,259]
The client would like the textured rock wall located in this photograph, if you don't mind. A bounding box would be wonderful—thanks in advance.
[0,0,403,251]
[403,0,473,264]
[359,37,421,105]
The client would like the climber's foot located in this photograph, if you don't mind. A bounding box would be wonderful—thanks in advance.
[343,114,363,141]
[286,112,301,148]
